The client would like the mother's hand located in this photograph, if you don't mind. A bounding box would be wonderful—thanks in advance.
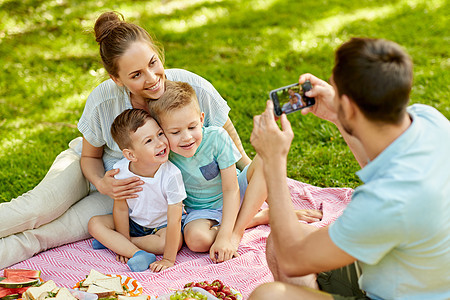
[80,137,143,200]
[97,169,143,201]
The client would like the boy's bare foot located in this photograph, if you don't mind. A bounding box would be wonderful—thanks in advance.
[295,209,323,223]
[246,208,270,228]
[246,208,323,229]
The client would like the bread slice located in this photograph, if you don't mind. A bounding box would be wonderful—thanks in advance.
[55,288,77,300]
[92,277,124,295]
[86,284,116,298]
[37,294,55,300]
[25,280,58,300]
[81,269,110,286]
[36,288,61,300]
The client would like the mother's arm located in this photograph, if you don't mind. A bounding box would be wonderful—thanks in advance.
[223,118,252,171]
[80,137,143,200]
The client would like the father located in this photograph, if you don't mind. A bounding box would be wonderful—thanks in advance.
[249,38,450,299]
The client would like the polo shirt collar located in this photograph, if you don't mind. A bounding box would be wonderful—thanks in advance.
[356,107,419,183]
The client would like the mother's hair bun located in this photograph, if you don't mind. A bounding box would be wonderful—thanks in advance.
[94,11,124,44]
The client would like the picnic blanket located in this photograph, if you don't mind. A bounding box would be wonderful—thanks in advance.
[2,179,353,299]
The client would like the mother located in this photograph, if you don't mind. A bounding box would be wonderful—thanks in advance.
[0,11,251,268]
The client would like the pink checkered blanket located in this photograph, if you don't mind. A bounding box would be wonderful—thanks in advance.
[3,179,353,299]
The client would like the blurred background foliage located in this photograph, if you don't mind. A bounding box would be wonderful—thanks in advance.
[1,0,449,201]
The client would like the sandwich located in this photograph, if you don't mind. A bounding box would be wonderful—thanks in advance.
[85,284,116,298]
[54,288,78,300]
[23,280,57,300]
[81,270,110,287]
[91,277,124,295]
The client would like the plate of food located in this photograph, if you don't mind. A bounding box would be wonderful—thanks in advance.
[157,280,242,300]
[74,270,143,298]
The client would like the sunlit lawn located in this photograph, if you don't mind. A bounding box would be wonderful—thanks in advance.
[1,0,449,202]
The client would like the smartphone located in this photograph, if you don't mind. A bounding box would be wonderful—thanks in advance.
[269,80,315,116]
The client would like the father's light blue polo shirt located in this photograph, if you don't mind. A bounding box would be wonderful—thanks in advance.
[329,104,450,299]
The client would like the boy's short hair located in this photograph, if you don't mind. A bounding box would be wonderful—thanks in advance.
[332,37,413,124]
[148,80,199,123]
[111,108,153,150]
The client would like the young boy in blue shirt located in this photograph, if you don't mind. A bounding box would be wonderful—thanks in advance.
[148,81,267,263]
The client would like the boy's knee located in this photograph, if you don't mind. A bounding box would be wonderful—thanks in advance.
[249,282,282,300]
[246,155,265,186]
[87,215,102,234]
[184,230,213,252]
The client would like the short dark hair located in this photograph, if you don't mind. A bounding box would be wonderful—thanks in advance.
[111,108,153,150]
[332,38,413,124]
[148,80,199,123]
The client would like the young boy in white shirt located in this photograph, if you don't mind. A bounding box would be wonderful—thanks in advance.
[88,109,186,272]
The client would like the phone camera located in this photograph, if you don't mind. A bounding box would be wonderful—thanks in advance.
[301,80,312,92]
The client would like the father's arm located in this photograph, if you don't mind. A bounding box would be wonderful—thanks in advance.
[268,182,355,276]
[251,101,356,277]
[299,74,368,168]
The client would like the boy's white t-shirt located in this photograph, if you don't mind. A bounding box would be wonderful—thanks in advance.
[113,158,186,228]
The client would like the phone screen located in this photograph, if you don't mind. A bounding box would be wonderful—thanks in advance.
[269,82,315,116]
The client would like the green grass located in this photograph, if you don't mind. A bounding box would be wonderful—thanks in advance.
[1,0,449,202]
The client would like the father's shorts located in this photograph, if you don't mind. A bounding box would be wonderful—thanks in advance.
[317,262,370,300]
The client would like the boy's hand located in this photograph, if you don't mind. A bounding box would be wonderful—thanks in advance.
[149,258,175,272]
[209,238,238,263]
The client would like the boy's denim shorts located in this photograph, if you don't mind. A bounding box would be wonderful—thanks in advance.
[129,217,167,237]
[182,164,249,230]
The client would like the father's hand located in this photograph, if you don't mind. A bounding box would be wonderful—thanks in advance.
[251,101,294,163]
[299,73,339,125]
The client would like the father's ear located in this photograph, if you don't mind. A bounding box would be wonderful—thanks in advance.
[123,148,137,162]
[341,94,358,121]
[110,74,124,87]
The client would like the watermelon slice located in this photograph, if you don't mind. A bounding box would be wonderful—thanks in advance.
[0,286,29,298]
[0,294,20,300]
[0,276,39,289]
[3,269,41,280]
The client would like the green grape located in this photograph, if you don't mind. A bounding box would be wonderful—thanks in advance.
[169,288,208,300]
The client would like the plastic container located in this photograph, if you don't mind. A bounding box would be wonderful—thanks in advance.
[68,289,98,300]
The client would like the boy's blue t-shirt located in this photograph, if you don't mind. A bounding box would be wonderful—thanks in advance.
[169,126,242,210]
[329,104,450,300]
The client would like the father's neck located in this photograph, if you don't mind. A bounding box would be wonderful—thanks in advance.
[356,112,412,162]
